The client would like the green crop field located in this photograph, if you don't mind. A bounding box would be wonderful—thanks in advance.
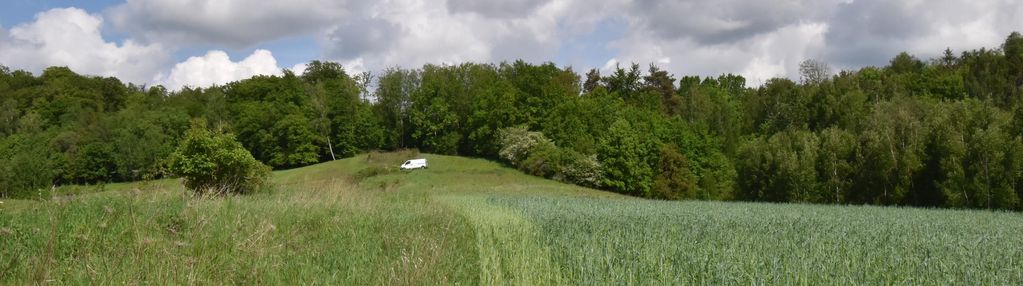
[2,152,1022,284]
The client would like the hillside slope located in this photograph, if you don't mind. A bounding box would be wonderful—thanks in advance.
[2,152,1022,284]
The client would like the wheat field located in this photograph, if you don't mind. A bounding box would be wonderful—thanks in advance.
[2,152,1021,284]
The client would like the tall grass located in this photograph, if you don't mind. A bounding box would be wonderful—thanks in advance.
[440,196,563,284]
[3,153,1022,284]
[0,170,479,284]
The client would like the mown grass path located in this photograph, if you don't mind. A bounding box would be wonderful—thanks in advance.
[2,152,1022,284]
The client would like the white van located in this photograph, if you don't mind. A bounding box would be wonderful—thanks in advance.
[400,158,428,170]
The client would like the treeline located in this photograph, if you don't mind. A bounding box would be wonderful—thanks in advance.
[2,33,1023,210]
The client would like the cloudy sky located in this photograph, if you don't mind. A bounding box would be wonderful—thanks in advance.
[0,0,1020,89]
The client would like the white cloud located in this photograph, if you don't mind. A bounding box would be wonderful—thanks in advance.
[123,0,1023,86]
[4,0,1022,90]
[340,58,367,75]
[600,58,619,72]
[318,0,575,72]
[320,0,488,69]
[0,7,169,84]
[155,49,284,90]
[606,0,834,82]
[627,0,838,45]
[107,0,352,48]
[609,21,828,84]
[744,22,829,81]
[289,62,309,75]
[587,0,1023,83]
[824,0,1023,69]
[446,0,548,18]
[311,0,841,81]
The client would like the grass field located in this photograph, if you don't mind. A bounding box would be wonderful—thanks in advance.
[2,152,1022,284]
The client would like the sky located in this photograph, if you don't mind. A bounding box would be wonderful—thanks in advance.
[0,0,1020,90]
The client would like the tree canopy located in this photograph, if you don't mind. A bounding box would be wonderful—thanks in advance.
[3,32,1023,210]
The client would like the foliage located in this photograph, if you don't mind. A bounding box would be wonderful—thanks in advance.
[737,129,821,202]
[167,122,270,194]
[653,145,697,200]
[497,126,603,187]
[0,132,57,199]
[497,126,554,166]
[4,32,1023,209]
[598,119,658,197]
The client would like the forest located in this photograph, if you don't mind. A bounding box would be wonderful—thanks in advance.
[2,32,1023,211]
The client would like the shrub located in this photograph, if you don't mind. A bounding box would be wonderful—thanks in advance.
[498,126,554,167]
[520,142,560,177]
[554,151,604,188]
[364,149,420,166]
[168,122,271,194]
[499,126,604,188]
[352,166,395,182]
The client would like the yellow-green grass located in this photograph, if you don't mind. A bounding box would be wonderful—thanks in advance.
[2,152,1022,284]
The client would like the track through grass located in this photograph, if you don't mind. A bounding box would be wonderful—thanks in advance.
[2,152,1022,284]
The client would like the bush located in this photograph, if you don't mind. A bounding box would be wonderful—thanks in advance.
[498,126,604,188]
[498,126,554,167]
[168,122,271,194]
[364,149,420,166]
[557,153,604,188]
[352,166,395,182]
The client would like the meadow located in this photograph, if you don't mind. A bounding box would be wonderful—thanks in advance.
[2,152,1022,284]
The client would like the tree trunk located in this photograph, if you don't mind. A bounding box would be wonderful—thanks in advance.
[327,136,336,161]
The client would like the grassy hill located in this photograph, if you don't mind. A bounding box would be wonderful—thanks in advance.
[2,152,1022,284]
